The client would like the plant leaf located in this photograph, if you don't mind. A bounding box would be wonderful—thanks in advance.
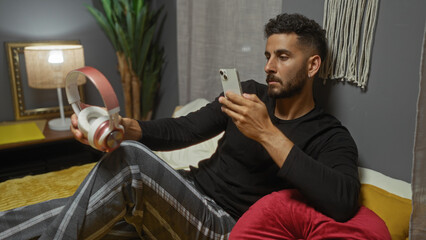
[112,0,124,24]
[101,0,113,26]
[135,5,148,49]
[115,22,131,58]
[86,5,119,50]
[124,0,134,49]
[137,25,155,76]
[134,5,148,70]
[133,0,142,14]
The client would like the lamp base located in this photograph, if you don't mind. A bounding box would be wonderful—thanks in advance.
[48,117,71,131]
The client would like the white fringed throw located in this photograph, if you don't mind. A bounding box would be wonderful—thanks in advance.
[320,0,379,89]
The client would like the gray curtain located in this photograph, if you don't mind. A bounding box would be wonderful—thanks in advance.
[176,0,283,105]
[410,24,426,239]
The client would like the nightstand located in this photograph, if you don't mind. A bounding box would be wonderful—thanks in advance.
[0,120,102,182]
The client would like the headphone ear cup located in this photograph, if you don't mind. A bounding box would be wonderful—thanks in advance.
[87,116,110,150]
[78,106,108,136]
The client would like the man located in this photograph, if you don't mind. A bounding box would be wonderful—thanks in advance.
[0,13,389,240]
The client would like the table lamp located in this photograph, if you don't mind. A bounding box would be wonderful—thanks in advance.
[24,44,86,131]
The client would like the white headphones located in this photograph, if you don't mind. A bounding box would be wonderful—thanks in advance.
[65,66,124,152]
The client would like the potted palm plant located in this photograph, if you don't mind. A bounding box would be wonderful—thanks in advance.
[87,0,165,120]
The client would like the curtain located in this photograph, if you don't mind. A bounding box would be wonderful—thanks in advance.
[176,0,283,105]
[410,24,426,239]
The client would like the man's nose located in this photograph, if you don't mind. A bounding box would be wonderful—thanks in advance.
[264,58,276,74]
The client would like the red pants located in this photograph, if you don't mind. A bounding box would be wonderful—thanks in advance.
[230,189,391,240]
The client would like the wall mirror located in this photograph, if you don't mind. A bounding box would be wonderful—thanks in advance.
[5,41,85,121]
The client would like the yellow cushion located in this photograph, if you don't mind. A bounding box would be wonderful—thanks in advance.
[360,183,412,240]
[0,163,96,212]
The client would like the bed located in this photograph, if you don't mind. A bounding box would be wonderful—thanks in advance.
[0,99,412,240]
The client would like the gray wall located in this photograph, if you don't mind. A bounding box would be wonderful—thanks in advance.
[1,0,424,182]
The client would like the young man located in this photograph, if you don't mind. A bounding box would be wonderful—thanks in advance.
[0,13,389,239]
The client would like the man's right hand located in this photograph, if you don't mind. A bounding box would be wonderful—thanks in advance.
[70,114,143,146]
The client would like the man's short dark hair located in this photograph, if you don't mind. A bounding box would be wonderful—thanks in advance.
[264,13,327,62]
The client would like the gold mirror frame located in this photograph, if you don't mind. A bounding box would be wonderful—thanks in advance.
[5,41,85,121]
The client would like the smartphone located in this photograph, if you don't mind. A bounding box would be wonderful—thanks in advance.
[219,68,242,95]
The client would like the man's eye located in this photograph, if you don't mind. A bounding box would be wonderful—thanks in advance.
[279,56,288,61]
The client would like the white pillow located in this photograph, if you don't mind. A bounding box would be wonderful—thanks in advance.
[358,167,412,199]
[155,98,223,170]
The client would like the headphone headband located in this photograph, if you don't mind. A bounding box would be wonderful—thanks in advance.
[65,66,120,115]
[65,66,121,129]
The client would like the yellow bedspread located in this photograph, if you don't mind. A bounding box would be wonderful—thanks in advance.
[0,163,96,212]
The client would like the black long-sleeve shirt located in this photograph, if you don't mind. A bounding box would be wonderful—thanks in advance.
[139,80,360,222]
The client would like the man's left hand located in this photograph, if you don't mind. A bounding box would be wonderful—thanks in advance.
[219,91,274,142]
[219,91,293,167]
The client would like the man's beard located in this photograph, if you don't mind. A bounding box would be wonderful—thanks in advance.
[266,69,308,99]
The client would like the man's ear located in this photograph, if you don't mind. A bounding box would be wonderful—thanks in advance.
[307,55,321,78]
